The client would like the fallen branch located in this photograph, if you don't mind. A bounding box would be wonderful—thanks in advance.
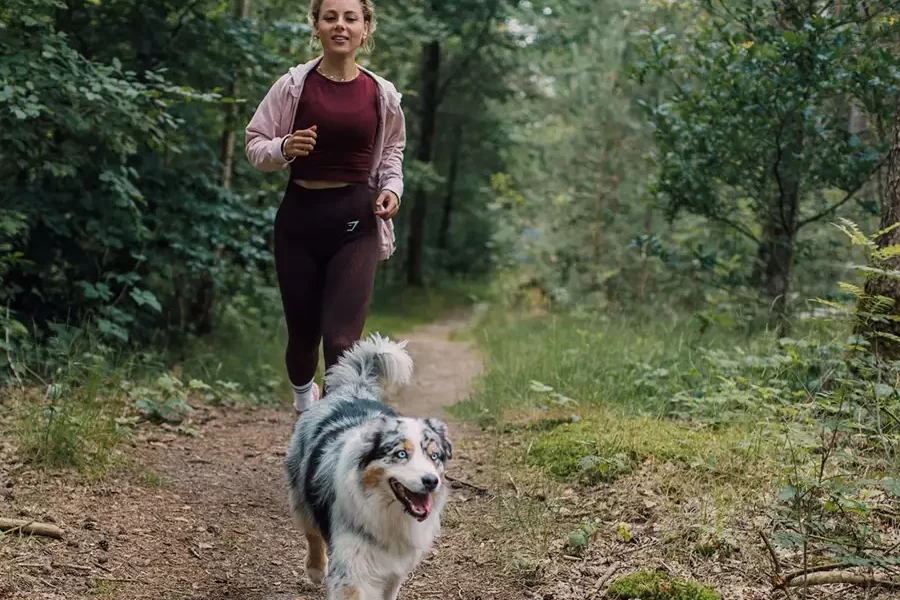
[0,518,64,539]
[777,571,900,590]
[780,563,846,584]
[445,474,489,495]
[589,561,622,598]
[759,531,783,577]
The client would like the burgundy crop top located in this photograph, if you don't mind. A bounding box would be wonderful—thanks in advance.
[289,69,379,184]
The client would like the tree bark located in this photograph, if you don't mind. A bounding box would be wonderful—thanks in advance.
[190,0,250,334]
[437,127,462,251]
[859,102,900,358]
[757,212,796,331]
[406,38,441,287]
[221,0,251,190]
[757,112,804,333]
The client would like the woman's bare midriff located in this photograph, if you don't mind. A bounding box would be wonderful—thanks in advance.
[294,179,353,189]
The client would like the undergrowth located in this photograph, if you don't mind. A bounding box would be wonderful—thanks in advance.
[459,221,900,593]
[1,280,483,474]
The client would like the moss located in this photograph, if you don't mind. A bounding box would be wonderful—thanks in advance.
[525,413,742,483]
[608,570,721,600]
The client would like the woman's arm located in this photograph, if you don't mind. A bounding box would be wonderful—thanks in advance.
[378,106,406,203]
[245,74,294,172]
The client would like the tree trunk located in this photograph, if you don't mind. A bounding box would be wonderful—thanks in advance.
[221,0,251,190]
[437,127,462,251]
[859,103,900,358]
[190,0,250,334]
[757,213,796,332]
[406,38,441,287]
[757,112,804,333]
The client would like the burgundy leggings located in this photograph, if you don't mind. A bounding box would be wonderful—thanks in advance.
[274,182,380,386]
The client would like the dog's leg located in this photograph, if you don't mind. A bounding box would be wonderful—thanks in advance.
[305,529,328,585]
[291,506,328,585]
[381,575,402,600]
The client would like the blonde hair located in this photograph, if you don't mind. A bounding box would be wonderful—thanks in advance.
[308,0,377,53]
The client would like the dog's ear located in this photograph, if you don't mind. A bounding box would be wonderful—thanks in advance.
[425,418,453,461]
[358,415,394,468]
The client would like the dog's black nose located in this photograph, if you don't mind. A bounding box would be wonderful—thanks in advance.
[421,474,439,491]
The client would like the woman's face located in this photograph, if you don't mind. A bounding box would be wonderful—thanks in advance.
[315,0,368,56]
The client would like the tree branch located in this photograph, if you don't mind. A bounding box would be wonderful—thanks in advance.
[776,571,900,590]
[709,214,761,245]
[798,156,890,228]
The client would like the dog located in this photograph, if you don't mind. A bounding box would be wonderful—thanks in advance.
[284,334,453,600]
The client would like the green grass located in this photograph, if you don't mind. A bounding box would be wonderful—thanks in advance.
[140,470,170,487]
[11,369,130,476]
[608,571,721,600]
[451,310,730,422]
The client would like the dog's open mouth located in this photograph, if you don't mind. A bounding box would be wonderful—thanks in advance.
[389,478,433,521]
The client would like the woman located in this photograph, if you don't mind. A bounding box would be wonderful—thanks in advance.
[245,0,405,412]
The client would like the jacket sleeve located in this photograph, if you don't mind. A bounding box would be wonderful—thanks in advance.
[245,74,295,172]
[378,105,406,202]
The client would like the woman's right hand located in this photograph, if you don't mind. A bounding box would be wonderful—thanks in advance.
[283,125,317,158]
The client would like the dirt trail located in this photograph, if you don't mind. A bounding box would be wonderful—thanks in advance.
[1,315,524,600]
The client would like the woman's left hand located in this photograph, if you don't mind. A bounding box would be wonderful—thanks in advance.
[375,190,400,220]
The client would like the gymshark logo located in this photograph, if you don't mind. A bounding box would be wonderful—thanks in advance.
[346,220,359,232]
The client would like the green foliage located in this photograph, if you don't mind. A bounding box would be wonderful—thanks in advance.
[608,570,721,600]
[129,374,196,424]
[631,0,899,311]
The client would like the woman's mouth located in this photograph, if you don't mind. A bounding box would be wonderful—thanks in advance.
[332,35,349,44]
[389,478,433,521]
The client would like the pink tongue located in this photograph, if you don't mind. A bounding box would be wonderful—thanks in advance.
[410,493,433,519]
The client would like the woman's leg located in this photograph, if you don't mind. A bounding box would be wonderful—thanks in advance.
[320,187,380,376]
[274,191,324,405]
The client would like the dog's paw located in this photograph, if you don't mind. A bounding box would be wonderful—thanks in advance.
[307,567,326,585]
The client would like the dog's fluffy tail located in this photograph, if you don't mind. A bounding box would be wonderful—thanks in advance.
[324,333,413,393]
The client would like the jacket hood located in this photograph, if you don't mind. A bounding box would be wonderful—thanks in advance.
[287,57,402,114]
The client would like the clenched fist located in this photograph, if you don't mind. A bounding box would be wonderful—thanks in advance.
[282,125,318,158]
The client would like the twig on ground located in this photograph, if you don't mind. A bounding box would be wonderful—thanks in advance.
[589,561,622,598]
[777,571,900,590]
[507,473,520,498]
[781,563,847,583]
[0,518,64,539]
[445,474,489,495]
[760,530,795,599]
[91,576,146,584]
[759,531,783,577]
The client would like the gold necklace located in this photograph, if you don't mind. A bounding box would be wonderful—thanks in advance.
[316,64,360,82]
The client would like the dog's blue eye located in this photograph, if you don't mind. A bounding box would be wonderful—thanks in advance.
[397,450,408,459]
[430,452,440,461]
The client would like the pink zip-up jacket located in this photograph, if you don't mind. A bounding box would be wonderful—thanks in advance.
[245,56,405,261]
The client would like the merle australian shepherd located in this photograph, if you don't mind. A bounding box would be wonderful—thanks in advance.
[284,334,453,600]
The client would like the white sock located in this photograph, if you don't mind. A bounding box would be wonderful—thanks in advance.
[292,379,316,412]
